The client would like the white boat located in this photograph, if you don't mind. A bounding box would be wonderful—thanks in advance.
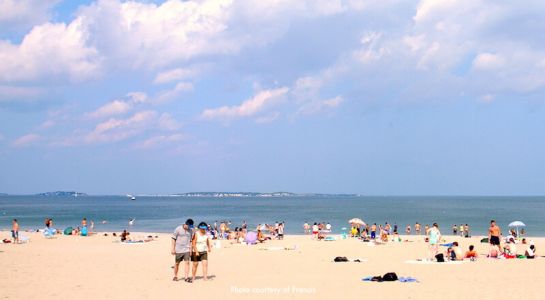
[127,194,136,200]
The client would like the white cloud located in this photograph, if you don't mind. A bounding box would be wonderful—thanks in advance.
[0,85,43,102]
[153,67,198,84]
[85,111,158,143]
[255,112,280,124]
[353,31,386,64]
[298,96,344,115]
[136,133,185,149]
[479,94,494,103]
[87,92,148,119]
[201,87,289,120]
[11,133,40,147]
[472,53,505,70]
[158,113,182,131]
[0,0,59,32]
[154,82,193,104]
[0,17,101,82]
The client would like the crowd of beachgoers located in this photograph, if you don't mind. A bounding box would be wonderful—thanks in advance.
[3,217,538,284]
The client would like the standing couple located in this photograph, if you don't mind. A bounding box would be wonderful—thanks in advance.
[171,219,212,282]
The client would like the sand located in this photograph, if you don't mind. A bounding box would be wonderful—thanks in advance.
[1,231,544,300]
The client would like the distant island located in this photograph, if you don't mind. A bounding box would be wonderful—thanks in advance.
[170,192,359,198]
[4,191,358,198]
[35,191,88,197]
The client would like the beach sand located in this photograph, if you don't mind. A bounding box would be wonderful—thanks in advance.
[1,232,544,299]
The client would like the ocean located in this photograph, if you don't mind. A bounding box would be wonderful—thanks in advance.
[1,195,544,236]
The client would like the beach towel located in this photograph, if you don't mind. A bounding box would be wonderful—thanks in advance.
[399,277,419,283]
[43,228,56,238]
[324,236,336,241]
[440,243,454,247]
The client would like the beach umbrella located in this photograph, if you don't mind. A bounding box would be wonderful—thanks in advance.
[348,218,366,226]
[508,221,526,238]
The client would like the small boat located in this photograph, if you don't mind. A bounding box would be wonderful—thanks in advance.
[127,194,136,201]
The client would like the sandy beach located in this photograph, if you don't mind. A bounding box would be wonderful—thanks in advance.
[1,231,544,300]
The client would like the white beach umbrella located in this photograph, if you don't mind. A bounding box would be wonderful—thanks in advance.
[508,221,526,238]
[348,218,366,226]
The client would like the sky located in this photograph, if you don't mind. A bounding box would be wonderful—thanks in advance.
[1,0,545,195]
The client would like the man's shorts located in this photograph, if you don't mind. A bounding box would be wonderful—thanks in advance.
[175,252,191,263]
[11,230,18,239]
[192,251,208,262]
[490,236,500,245]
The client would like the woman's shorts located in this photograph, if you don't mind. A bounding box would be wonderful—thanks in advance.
[192,251,208,261]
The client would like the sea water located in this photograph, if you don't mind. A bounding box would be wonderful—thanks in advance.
[0,195,543,236]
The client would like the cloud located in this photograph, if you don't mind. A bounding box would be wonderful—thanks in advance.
[0,85,44,102]
[472,53,505,70]
[87,92,147,119]
[84,110,158,144]
[136,133,185,149]
[479,94,494,103]
[0,0,59,33]
[255,112,280,124]
[153,67,199,84]
[154,82,193,104]
[158,113,182,131]
[11,133,40,147]
[0,17,101,83]
[201,87,289,120]
[298,96,344,115]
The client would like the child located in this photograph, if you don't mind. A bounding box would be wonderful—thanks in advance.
[12,219,19,243]
[465,245,478,260]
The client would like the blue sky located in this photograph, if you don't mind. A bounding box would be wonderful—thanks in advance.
[1,0,545,195]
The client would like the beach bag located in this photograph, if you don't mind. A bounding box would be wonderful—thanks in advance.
[64,227,73,235]
[435,253,445,262]
[382,272,398,281]
[334,256,349,262]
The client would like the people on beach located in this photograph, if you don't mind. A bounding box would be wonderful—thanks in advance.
[120,230,130,242]
[415,222,421,235]
[465,245,478,260]
[278,222,284,240]
[452,224,457,235]
[427,223,441,260]
[11,219,19,243]
[303,222,310,234]
[405,224,411,235]
[81,218,88,236]
[371,223,377,239]
[312,223,319,239]
[192,222,212,281]
[451,242,463,261]
[488,220,502,256]
[172,219,194,282]
[525,243,536,259]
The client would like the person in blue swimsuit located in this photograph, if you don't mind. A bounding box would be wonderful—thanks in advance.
[427,223,442,260]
